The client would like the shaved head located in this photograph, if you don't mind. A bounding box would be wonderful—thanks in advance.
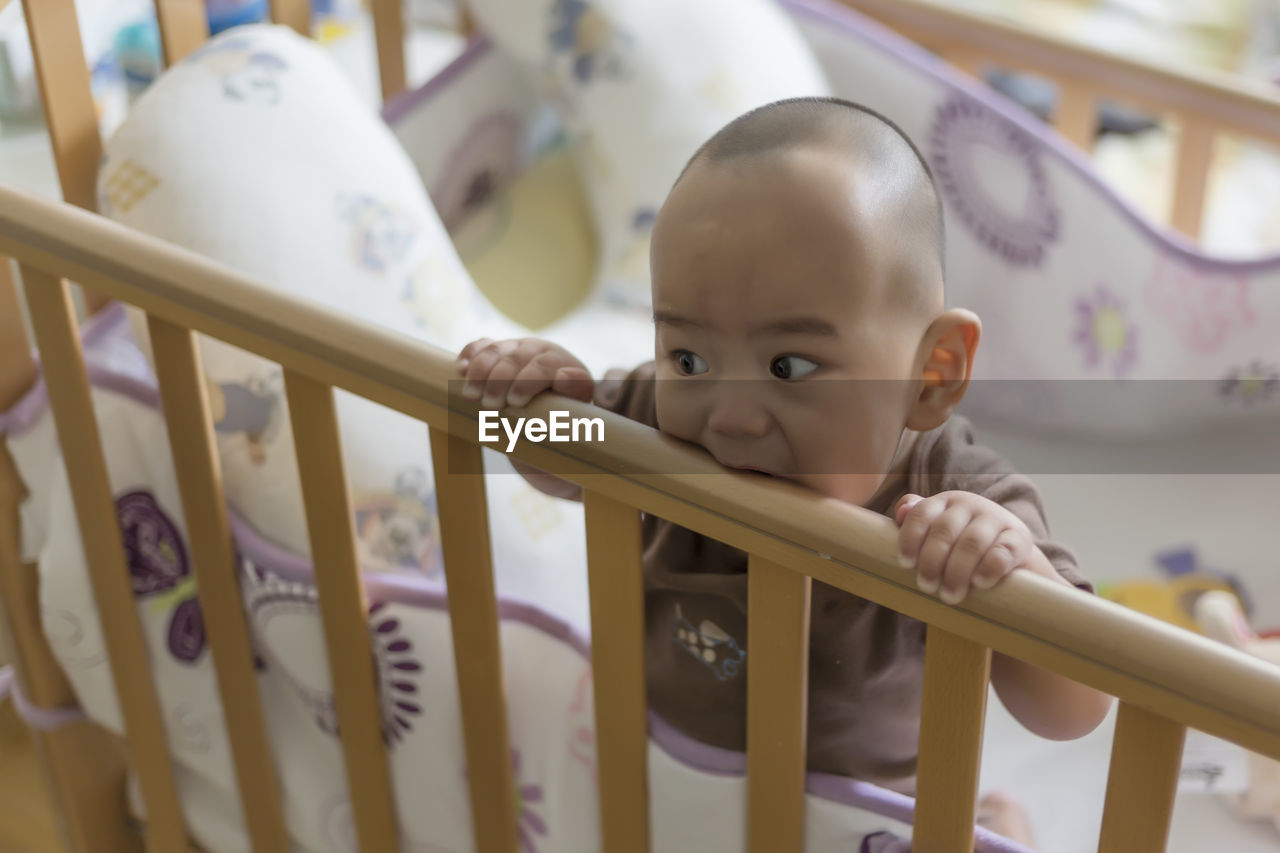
[672,97,946,318]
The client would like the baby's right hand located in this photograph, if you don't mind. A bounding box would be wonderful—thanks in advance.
[455,338,594,409]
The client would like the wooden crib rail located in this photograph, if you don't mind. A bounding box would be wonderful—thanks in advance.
[2,181,1280,852]
[843,0,1280,239]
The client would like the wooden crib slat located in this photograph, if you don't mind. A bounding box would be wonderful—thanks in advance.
[583,491,650,853]
[268,0,310,36]
[1098,702,1185,853]
[1054,81,1097,151]
[22,0,112,315]
[746,555,812,853]
[154,0,210,66]
[19,265,189,853]
[0,259,34,412]
[1,442,142,853]
[912,627,992,852]
[427,428,519,853]
[282,371,399,851]
[1170,115,1215,239]
[147,318,289,852]
[370,0,408,102]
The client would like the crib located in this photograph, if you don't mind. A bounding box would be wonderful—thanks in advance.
[1,0,1279,852]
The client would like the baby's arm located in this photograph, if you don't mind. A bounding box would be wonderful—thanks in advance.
[455,337,593,501]
[895,492,1113,739]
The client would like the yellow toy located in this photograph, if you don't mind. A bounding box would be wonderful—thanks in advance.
[1098,574,1243,634]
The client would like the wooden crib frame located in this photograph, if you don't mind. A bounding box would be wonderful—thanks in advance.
[0,1,1279,852]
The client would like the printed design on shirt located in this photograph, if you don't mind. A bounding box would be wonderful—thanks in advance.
[548,0,634,85]
[189,36,289,105]
[1071,283,1138,377]
[1142,255,1255,355]
[929,94,1060,268]
[672,604,744,681]
[100,159,160,215]
[1219,359,1280,405]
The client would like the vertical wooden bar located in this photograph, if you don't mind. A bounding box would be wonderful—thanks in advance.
[912,626,991,852]
[0,258,34,411]
[1054,81,1097,151]
[268,0,311,36]
[20,265,188,853]
[154,0,210,66]
[0,443,141,853]
[582,491,650,853]
[746,556,812,853]
[148,318,289,852]
[370,0,408,101]
[22,0,111,314]
[1098,702,1185,853]
[428,428,518,853]
[1170,115,1214,240]
[282,371,399,851]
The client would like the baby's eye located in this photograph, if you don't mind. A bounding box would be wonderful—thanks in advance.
[673,350,709,376]
[770,355,819,380]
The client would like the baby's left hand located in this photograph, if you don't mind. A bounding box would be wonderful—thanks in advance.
[893,491,1037,605]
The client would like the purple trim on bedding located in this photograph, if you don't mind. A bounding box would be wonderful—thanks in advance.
[0,666,88,732]
[0,302,149,437]
[781,0,1280,273]
[380,38,494,126]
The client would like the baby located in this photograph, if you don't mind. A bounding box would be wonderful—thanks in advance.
[456,97,1112,833]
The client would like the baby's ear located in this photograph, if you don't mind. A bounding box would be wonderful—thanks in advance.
[906,308,981,431]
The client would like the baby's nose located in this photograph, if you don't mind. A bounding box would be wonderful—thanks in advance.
[706,387,771,438]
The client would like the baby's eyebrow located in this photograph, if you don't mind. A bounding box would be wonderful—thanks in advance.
[754,317,840,337]
[652,310,702,328]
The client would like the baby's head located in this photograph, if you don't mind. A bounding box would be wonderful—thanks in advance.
[649,97,981,506]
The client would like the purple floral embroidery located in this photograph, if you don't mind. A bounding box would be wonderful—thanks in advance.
[1072,285,1138,377]
[369,601,423,744]
[1143,256,1256,355]
[1219,359,1280,405]
[116,491,207,663]
[929,95,1060,267]
[117,491,188,596]
[168,598,206,663]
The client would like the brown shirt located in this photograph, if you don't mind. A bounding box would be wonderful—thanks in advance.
[593,363,1091,793]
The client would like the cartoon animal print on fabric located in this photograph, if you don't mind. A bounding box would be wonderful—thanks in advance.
[188,36,289,105]
[116,490,206,663]
[206,369,284,466]
[354,468,443,578]
[338,193,420,276]
[672,604,744,682]
[99,159,161,216]
[930,95,1060,268]
[547,0,634,85]
[1142,255,1256,355]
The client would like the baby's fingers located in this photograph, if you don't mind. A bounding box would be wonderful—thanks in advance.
[550,366,594,403]
[456,338,494,371]
[461,340,519,401]
[938,518,1002,605]
[970,530,1028,591]
[506,355,577,408]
